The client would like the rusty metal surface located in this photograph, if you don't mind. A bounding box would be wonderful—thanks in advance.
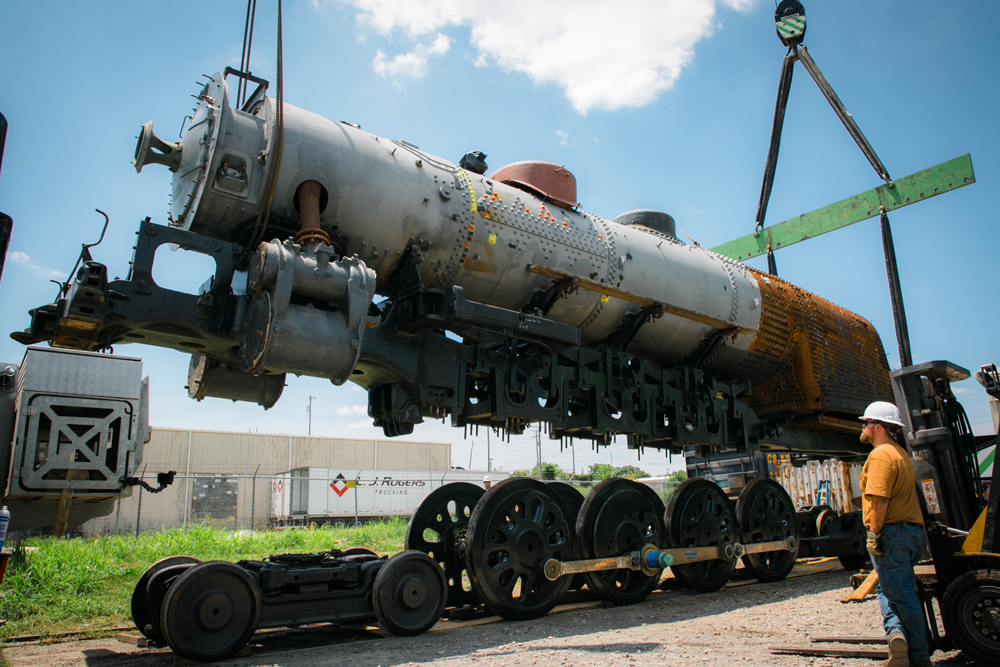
[729,268,892,424]
[293,180,330,247]
[490,161,578,209]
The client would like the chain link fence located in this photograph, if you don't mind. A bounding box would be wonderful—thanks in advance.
[79,471,682,537]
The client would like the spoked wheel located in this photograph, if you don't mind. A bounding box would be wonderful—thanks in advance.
[664,478,738,593]
[373,550,448,636]
[160,561,261,663]
[546,482,587,592]
[943,569,1000,667]
[736,479,799,583]
[466,477,575,620]
[405,482,485,607]
[131,556,201,641]
[576,478,665,605]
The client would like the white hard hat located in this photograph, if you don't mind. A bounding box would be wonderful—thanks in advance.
[483,476,490,482]
[859,401,904,427]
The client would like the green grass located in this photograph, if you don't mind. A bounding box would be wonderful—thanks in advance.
[0,521,407,640]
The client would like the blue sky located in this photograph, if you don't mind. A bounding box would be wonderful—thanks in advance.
[1,1,997,477]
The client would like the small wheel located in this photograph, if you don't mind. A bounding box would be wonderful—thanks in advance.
[160,561,261,663]
[145,563,203,641]
[736,479,799,583]
[577,478,665,605]
[943,569,1000,667]
[405,482,484,607]
[131,556,201,640]
[466,477,575,620]
[373,550,448,636]
[664,478,738,593]
[546,481,587,592]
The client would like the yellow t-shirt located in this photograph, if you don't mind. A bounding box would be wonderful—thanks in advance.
[860,441,924,529]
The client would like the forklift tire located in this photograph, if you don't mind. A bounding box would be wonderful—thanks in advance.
[942,568,1000,667]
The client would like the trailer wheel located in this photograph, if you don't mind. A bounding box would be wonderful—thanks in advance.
[373,550,448,636]
[131,555,201,641]
[942,568,1000,667]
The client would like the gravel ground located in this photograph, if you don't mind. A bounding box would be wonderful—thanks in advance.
[3,565,967,667]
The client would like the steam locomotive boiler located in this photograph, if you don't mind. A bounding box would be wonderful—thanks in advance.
[13,68,889,458]
[5,66,908,660]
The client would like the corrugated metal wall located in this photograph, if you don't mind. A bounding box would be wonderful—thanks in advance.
[772,456,863,515]
[81,429,453,535]
[140,429,450,476]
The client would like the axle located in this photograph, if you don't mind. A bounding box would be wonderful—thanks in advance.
[541,538,797,581]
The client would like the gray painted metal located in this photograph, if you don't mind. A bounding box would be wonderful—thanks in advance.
[9,347,147,497]
[156,73,761,380]
[240,239,376,383]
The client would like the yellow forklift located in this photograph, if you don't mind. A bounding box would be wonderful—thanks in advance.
[890,361,1000,666]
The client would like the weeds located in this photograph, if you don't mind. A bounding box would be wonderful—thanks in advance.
[0,521,406,639]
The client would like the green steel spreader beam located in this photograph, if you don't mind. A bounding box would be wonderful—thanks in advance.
[711,154,975,262]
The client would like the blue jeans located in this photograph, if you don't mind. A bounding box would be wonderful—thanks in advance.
[873,524,929,661]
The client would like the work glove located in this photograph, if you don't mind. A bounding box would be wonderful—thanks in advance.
[866,530,884,557]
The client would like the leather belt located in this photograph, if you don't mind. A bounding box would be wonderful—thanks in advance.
[885,521,923,528]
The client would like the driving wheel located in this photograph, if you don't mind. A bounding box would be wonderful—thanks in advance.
[373,550,448,636]
[466,477,575,620]
[736,479,799,583]
[405,482,485,607]
[664,478,738,593]
[131,555,201,641]
[160,561,261,662]
[577,478,665,605]
[546,481,587,592]
[942,568,1000,667]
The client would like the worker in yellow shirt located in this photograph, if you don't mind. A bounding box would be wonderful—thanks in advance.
[859,401,930,667]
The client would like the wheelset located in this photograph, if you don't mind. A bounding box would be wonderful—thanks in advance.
[664,478,738,593]
[735,479,799,583]
[576,478,665,605]
[131,555,202,641]
[465,477,575,620]
[405,481,485,607]
[373,550,448,636]
[159,561,262,662]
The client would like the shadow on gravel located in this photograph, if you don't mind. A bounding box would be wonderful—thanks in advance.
[82,648,172,667]
[227,568,858,667]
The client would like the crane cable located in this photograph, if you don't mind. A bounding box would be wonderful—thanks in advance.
[249,0,284,249]
[237,0,258,108]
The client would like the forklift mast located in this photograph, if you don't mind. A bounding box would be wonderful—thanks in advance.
[891,361,999,594]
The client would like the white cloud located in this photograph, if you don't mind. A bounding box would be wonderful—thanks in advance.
[952,387,974,395]
[8,250,64,281]
[594,137,600,145]
[348,418,375,429]
[555,130,569,146]
[345,0,758,113]
[373,33,451,78]
[336,404,369,415]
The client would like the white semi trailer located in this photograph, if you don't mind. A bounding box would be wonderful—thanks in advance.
[271,467,506,523]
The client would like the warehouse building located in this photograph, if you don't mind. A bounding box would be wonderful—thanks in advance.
[80,428,462,535]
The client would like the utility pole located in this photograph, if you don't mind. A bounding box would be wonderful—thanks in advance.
[536,426,542,476]
[487,429,491,472]
[571,441,576,477]
[307,395,316,435]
